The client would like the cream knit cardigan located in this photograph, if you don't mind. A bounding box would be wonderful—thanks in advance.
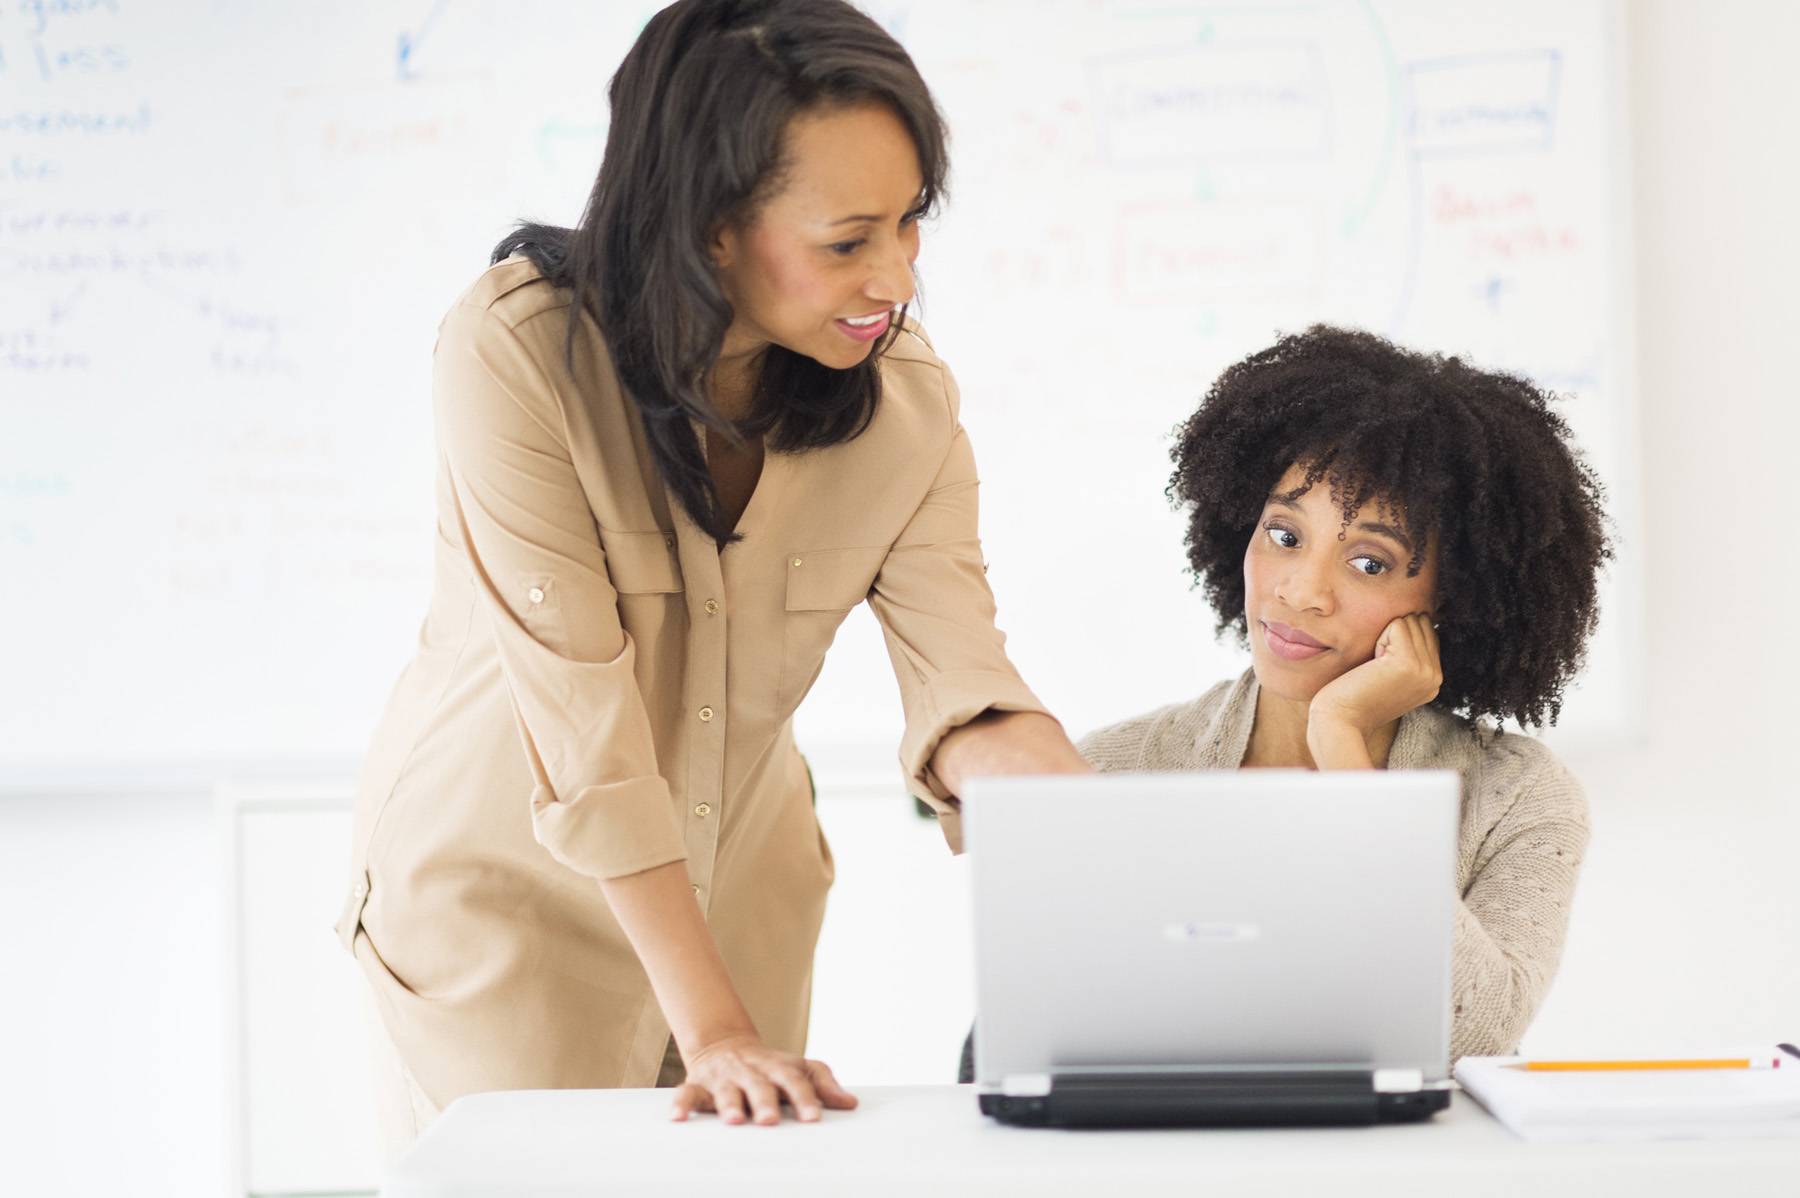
[1075,669,1590,1061]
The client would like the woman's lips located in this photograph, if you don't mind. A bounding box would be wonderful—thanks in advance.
[834,310,891,342]
[1262,620,1329,661]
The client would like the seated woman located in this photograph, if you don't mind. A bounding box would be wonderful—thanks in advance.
[960,324,1610,1079]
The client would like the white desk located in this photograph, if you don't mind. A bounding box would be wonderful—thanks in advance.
[385,1084,1800,1197]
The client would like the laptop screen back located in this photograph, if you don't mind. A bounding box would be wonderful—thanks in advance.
[962,770,1458,1085]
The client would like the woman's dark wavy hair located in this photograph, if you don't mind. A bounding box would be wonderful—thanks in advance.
[493,0,947,543]
[1169,325,1612,729]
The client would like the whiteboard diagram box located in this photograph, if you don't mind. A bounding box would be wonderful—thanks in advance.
[1406,51,1564,156]
[1090,41,1331,165]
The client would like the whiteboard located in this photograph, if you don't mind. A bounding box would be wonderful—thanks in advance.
[0,1,1638,792]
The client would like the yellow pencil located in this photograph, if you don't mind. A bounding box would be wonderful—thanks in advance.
[1509,1058,1780,1072]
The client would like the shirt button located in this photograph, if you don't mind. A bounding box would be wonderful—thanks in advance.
[352,881,367,899]
[791,557,803,568]
[527,586,545,604]
[691,883,701,896]
[704,599,719,615]
[694,803,712,818]
[698,706,714,722]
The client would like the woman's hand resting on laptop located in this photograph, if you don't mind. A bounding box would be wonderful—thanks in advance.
[1305,612,1443,769]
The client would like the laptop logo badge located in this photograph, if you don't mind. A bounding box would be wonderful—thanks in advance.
[1163,921,1260,943]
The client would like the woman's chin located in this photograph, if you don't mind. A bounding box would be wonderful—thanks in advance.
[825,339,880,370]
[1249,653,1331,705]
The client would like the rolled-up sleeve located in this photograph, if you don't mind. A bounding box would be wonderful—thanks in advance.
[867,361,1048,816]
[434,302,686,880]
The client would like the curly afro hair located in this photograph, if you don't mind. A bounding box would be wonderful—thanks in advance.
[1169,325,1612,728]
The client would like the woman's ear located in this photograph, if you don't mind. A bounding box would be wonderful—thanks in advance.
[709,222,737,270]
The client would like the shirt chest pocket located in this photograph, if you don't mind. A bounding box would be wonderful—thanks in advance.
[779,546,888,714]
[599,529,683,594]
[599,529,685,652]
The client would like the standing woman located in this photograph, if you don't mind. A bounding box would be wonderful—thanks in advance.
[336,0,1086,1150]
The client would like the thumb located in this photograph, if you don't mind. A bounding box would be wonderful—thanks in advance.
[1374,617,1411,661]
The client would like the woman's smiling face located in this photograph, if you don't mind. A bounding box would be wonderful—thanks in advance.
[1243,463,1439,703]
[711,101,924,373]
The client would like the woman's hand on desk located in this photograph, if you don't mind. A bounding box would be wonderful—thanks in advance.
[929,709,1092,797]
[670,1035,858,1125]
[597,861,856,1125]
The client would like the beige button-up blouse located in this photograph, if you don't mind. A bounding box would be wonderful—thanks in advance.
[337,257,1046,1105]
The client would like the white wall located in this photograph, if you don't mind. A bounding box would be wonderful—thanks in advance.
[0,795,227,1197]
[1520,0,1800,1054]
[5,3,1798,1195]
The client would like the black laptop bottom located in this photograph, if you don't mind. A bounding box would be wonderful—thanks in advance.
[979,1070,1451,1128]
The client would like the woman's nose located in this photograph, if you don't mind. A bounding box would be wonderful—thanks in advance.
[867,239,916,306]
[1274,556,1334,615]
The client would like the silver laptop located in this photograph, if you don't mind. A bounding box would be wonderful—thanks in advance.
[962,770,1459,1127]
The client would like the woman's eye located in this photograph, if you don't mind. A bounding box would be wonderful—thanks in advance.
[827,239,865,256]
[1350,555,1389,576]
[1265,526,1299,549]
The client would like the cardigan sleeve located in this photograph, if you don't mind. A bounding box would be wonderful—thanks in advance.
[433,301,687,880]
[1448,750,1590,1060]
[868,358,1049,847]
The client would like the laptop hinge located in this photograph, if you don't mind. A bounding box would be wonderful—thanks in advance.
[1002,1069,1386,1128]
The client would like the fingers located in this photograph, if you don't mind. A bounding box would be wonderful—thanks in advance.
[668,1082,710,1122]
[1381,613,1434,661]
[806,1059,860,1110]
[771,1064,824,1122]
[1402,612,1443,694]
[743,1074,783,1125]
[1372,614,1442,700]
[1376,614,1410,660]
[677,1047,856,1125]
[1399,613,1426,660]
[1417,611,1442,662]
[714,1081,749,1125]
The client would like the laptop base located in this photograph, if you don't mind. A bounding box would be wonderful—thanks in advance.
[978,1070,1451,1128]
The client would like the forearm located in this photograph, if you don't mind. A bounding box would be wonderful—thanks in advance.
[928,709,1091,797]
[599,860,756,1055]
[1449,803,1587,1060]
[1305,716,1376,770]
[1449,899,1543,1059]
